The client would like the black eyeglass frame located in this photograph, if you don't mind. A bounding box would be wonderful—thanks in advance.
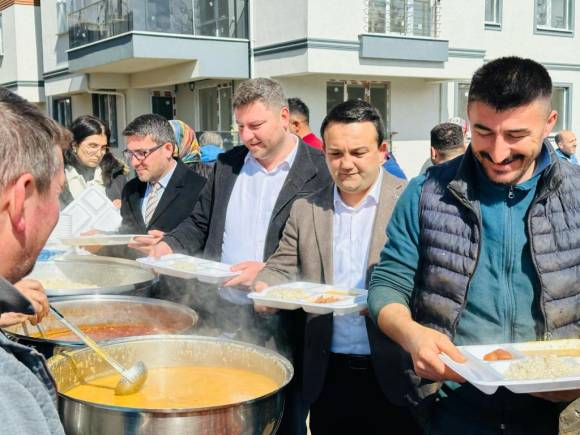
[122,143,165,162]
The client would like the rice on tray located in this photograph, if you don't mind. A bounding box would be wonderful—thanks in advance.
[504,355,580,380]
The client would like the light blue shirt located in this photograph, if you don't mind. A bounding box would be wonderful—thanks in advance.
[555,147,578,164]
[140,160,177,221]
[330,170,383,355]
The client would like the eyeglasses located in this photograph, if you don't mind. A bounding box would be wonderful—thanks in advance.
[122,143,164,162]
[83,144,110,156]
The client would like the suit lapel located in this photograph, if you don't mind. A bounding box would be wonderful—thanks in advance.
[270,141,318,222]
[147,161,184,228]
[313,184,334,284]
[365,174,404,286]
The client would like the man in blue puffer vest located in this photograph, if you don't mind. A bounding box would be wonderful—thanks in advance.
[368,56,580,434]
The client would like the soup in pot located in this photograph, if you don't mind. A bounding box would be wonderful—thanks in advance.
[31,324,178,342]
[63,366,279,409]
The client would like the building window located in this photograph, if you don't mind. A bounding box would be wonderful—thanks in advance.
[485,0,502,29]
[536,0,573,33]
[367,0,439,38]
[56,0,68,34]
[455,82,470,120]
[0,13,4,56]
[551,85,571,133]
[198,84,232,132]
[92,94,118,147]
[326,81,391,133]
[52,97,72,128]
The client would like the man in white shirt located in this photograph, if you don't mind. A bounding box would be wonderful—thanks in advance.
[254,100,420,434]
[135,78,331,435]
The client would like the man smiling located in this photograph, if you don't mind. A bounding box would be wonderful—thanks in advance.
[369,57,580,433]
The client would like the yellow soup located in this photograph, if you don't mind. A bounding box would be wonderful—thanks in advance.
[64,366,279,409]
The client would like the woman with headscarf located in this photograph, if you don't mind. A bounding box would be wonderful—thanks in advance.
[61,115,127,208]
[169,120,214,179]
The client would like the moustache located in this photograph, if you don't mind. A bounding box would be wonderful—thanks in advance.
[479,152,525,165]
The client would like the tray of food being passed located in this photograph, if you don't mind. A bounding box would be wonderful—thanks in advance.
[136,253,240,285]
[439,339,580,395]
[247,281,368,316]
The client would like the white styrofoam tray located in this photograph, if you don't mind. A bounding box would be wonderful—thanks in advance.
[62,186,122,235]
[439,339,580,395]
[60,234,153,246]
[248,282,368,316]
[136,254,240,284]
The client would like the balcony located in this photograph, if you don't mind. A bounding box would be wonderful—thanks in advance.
[360,0,448,63]
[66,0,249,78]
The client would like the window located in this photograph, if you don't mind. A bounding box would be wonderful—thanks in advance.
[485,0,502,28]
[551,86,571,133]
[56,0,68,34]
[326,81,390,132]
[0,13,4,56]
[536,0,573,33]
[198,84,233,132]
[455,82,470,120]
[367,0,437,37]
[52,97,72,128]
[92,94,118,147]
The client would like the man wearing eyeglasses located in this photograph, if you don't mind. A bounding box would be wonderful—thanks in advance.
[118,114,206,239]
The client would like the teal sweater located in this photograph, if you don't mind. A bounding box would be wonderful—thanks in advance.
[368,147,564,434]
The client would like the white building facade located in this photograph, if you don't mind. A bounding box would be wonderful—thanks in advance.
[0,0,578,176]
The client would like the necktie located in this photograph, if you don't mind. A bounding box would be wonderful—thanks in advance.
[144,182,160,225]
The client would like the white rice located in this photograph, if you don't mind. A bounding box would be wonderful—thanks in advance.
[504,355,580,380]
[265,288,311,300]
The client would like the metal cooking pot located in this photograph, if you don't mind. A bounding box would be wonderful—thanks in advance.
[3,295,198,358]
[48,335,293,435]
[27,255,157,297]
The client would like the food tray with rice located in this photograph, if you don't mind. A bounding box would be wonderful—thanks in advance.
[439,339,580,394]
[247,282,368,316]
[136,254,240,284]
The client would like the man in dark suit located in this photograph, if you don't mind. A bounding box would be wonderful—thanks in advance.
[254,100,420,434]
[135,78,331,435]
[120,114,206,235]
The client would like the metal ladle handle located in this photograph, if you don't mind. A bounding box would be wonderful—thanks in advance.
[49,305,130,379]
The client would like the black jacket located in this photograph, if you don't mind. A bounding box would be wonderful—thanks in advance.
[164,141,332,260]
[120,159,206,234]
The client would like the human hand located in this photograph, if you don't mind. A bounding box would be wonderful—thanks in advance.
[0,279,49,327]
[129,230,170,256]
[252,281,279,314]
[403,322,466,383]
[531,389,580,403]
[112,199,122,209]
[222,261,266,288]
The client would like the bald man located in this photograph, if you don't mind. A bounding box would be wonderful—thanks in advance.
[554,130,578,164]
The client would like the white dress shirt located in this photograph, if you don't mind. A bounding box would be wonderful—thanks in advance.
[330,169,383,355]
[140,160,177,221]
[219,139,299,303]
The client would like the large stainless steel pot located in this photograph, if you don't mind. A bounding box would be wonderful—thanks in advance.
[48,335,293,435]
[3,295,198,358]
[27,255,157,297]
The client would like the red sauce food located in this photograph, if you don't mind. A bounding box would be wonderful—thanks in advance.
[483,348,513,361]
[31,323,177,342]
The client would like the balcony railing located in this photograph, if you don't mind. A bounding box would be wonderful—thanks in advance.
[68,0,248,49]
[365,0,441,38]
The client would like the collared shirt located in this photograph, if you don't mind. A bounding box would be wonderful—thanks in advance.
[219,139,299,304]
[140,160,177,221]
[330,169,383,355]
[555,147,578,164]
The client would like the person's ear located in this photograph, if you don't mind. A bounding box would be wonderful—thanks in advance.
[7,173,35,234]
[379,141,388,163]
[544,110,558,138]
[431,147,438,164]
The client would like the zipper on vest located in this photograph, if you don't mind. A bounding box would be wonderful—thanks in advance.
[508,186,515,200]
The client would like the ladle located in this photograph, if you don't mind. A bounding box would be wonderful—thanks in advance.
[49,305,147,395]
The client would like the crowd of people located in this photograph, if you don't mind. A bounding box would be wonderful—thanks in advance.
[0,55,578,435]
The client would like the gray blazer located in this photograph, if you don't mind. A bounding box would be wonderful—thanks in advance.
[257,171,407,404]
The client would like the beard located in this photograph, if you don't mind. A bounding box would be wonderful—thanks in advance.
[475,151,538,186]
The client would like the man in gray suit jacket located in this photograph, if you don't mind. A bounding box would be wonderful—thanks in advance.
[254,100,420,434]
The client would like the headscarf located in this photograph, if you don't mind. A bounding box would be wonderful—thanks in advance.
[169,120,201,165]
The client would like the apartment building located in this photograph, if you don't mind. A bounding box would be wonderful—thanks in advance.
[0,0,578,176]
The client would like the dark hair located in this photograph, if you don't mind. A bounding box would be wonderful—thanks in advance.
[320,99,384,146]
[288,97,310,123]
[122,114,176,148]
[468,56,552,111]
[64,115,124,186]
[0,87,70,194]
[430,123,464,151]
